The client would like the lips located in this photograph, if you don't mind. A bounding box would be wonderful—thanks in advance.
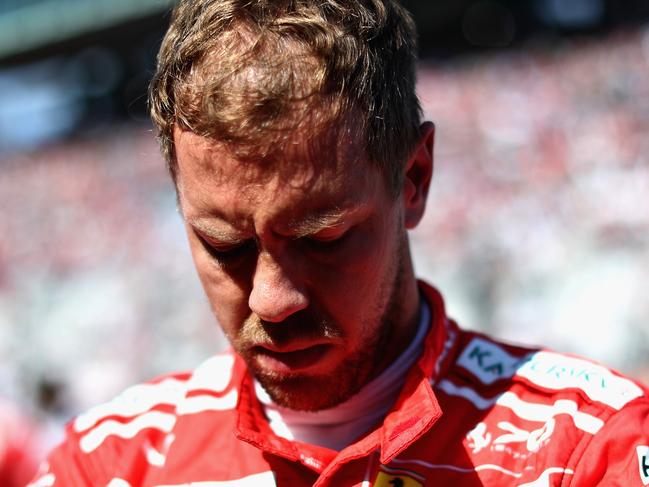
[252,344,332,374]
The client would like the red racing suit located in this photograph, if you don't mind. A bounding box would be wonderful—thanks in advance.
[30,283,649,486]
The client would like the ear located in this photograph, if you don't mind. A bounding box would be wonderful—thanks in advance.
[403,121,435,229]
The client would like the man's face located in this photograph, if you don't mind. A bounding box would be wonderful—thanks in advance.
[174,126,420,411]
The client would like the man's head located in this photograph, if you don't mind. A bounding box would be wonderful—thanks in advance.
[149,0,422,195]
[149,0,434,411]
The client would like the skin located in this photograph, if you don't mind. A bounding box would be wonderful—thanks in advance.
[174,121,435,411]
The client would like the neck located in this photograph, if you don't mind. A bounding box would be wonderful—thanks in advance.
[370,243,421,383]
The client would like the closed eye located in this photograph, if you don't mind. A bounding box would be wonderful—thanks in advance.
[302,228,352,250]
[197,234,256,265]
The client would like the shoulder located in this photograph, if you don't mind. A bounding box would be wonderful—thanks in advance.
[31,351,244,486]
[420,281,648,414]
[440,331,648,413]
[433,330,649,484]
[73,351,241,444]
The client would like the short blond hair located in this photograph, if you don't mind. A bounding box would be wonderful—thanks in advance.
[149,0,422,194]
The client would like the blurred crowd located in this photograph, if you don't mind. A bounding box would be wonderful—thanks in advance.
[1,25,649,480]
[414,27,649,377]
[0,126,221,460]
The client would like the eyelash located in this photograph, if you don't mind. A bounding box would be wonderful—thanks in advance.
[303,230,351,250]
[198,235,256,265]
[197,229,352,266]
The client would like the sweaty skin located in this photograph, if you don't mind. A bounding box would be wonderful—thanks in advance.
[174,122,434,411]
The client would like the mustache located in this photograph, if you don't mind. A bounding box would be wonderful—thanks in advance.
[239,311,343,348]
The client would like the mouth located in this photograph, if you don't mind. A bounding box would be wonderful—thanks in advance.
[252,343,333,374]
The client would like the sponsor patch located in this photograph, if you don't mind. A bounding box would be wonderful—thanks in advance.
[516,352,644,410]
[494,418,555,453]
[456,339,644,410]
[638,446,649,486]
[373,465,424,487]
[466,422,491,454]
[457,338,528,384]
[465,419,555,458]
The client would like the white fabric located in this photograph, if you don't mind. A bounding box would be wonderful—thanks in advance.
[256,299,431,451]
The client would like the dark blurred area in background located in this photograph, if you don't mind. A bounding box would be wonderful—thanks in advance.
[3,0,649,152]
[2,0,649,478]
[0,0,174,152]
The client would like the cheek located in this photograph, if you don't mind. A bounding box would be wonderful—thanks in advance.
[314,228,397,323]
[188,238,251,337]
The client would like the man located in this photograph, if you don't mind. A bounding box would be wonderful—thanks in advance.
[31,0,649,485]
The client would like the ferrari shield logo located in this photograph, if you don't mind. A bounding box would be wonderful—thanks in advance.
[373,465,424,487]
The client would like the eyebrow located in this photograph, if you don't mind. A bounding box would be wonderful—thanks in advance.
[188,218,246,244]
[287,206,368,238]
[188,205,369,242]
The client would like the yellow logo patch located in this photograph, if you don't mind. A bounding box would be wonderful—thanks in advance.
[373,470,424,487]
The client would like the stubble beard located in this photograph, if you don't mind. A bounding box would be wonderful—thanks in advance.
[238,241,407,412]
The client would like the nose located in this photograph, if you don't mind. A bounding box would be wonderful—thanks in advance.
[248,250,309,322]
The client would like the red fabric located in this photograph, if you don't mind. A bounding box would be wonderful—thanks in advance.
[0,400,41,487]
[32,283,649,486]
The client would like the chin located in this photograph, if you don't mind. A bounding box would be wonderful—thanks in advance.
[255,372,365,411]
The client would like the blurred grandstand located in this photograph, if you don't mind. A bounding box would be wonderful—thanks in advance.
[1,0,649,463]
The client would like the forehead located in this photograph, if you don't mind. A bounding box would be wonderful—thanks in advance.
[173,126,383,220]
[174,116,372,181]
